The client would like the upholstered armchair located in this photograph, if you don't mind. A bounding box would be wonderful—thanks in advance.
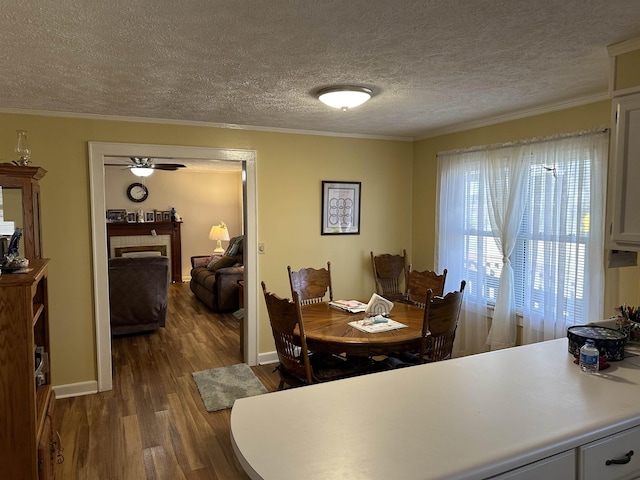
[108,256,170,335]
[190,235,244,312]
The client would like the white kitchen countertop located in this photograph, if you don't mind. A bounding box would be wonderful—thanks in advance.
[230,338,640,480]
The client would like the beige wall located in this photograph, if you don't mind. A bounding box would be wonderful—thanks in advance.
[105,167,243,279]
[4,97,638,389]
[412,100,640,320]
[0,113,412,387]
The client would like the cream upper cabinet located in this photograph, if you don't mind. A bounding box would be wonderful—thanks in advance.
[608,92,640,250]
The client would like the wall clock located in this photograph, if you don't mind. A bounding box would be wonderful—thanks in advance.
[127,182,149,203]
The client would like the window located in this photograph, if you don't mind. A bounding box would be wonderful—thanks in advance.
[437,130,607,352]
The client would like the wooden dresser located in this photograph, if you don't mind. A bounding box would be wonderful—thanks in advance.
[0,259,61,479]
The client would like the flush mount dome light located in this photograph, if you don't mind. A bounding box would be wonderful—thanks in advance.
[130,166,154,177]
[317,86,372,111]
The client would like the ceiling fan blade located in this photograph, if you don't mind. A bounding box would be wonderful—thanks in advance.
[104,163,133,167]
[153,163,186,171]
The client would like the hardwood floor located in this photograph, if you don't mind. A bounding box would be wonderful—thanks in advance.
[55,282,280,479]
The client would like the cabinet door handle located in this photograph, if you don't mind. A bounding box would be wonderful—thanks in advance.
[606,450,634,466]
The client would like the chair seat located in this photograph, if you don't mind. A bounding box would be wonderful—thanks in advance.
[371,354,416,371]
[310,352,370,381]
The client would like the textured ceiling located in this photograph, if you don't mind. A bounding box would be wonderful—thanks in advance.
[2,1,640,140]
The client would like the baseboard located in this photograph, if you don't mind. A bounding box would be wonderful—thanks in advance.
[258,351,278,365]
[53,381,99,399]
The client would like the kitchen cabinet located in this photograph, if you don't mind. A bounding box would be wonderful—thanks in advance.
[489,451,575,479]
[607,92,640,250]
[579,424,640,480]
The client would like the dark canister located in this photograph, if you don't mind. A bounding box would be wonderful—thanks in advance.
[567,325,627,361]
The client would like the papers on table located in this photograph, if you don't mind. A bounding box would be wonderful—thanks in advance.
[365,293,394,315]
[330,294,396,315]
[329,299,368,313]
[349,316,408,333]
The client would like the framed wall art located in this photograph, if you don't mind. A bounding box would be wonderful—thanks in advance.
[321,181,361,235]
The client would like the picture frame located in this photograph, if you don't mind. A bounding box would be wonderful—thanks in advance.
[145,211,156,223]
[321,181,361,235]
[155,210,163,223]
[106,209,127,223]
[162,211,171,222]
[126,211,136,223]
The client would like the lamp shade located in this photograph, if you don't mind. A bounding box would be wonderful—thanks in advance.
[209,222,230,253]
[317,86,372,111]
[131,167,154,177]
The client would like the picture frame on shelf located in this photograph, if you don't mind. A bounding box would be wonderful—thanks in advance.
[321,181,361,235]
[145,211,155,223]
[162,211,171,222]
[155,210,163,223]
[106,209,127,223]
[126,212,136,223]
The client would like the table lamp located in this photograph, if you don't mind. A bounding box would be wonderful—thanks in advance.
[209,222,230,254]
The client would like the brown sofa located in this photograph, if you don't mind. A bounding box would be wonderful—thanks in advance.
[190,235,244,313]
[108,256,170,335]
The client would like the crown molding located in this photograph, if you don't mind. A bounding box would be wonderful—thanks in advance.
[415,92,610,140]
[0,94,611,144]
[0,107,413,142]
[608,37,640,57]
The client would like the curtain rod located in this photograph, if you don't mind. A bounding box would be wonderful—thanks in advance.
[437,127,610,158]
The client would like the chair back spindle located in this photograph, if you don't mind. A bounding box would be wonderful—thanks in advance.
[287,262,333,305]
[406,267,447,308]
[418,280,466,363]
[262,281,368,389]
[262,282,313,388]
[370,250,408,302]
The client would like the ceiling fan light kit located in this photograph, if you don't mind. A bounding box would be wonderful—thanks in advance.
[130,166,154,177]
[317,86,372,111]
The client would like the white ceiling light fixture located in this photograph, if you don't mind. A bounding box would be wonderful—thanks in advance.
[317,86,373,112]
[130,166,154,177]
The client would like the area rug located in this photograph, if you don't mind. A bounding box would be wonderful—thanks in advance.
[192,363,268,412]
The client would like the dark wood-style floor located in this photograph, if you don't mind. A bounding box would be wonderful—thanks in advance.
[55,282,280,479]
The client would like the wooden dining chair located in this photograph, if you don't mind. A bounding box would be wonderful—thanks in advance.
[287,262,333,305]
[417,280,466,363]
[261,282,367,390]
[405,267,447,308]
[370,249,408,302]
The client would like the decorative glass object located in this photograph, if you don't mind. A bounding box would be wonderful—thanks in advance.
[14,130,31,166]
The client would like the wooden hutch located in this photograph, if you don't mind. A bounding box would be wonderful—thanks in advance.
[0,164,61,478]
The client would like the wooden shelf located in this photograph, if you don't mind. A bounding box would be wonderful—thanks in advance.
[33,302,45,328]
[35,384,52,441]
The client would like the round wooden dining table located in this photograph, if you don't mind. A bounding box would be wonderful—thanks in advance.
[299,301,425,357]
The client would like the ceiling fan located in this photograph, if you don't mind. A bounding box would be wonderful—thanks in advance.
[104,157,186,177]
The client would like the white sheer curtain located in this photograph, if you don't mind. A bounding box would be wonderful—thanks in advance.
[437,129,608,357]
[483,147,530,350]
[436,150,490,357]
[521,133,607,343]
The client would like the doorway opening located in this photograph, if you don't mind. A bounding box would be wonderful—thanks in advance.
[89,142,258,392]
